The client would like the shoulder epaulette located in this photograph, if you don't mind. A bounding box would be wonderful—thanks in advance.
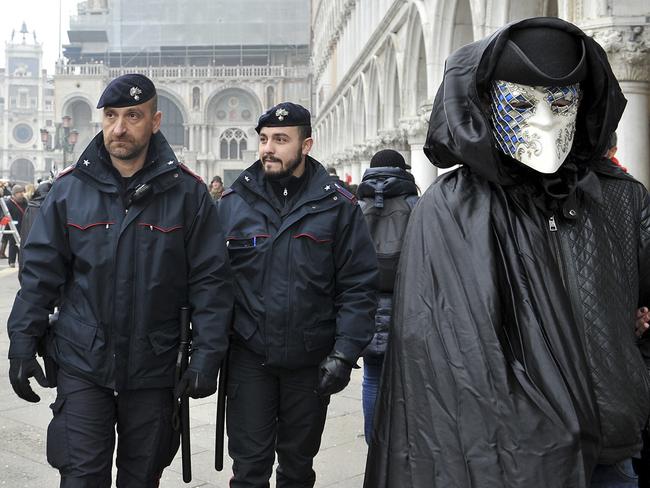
[179,163,203,183]
[56,164,76,179]
[334,183,358,205]
[221,188,235,199]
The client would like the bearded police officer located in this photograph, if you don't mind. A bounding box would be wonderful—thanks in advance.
[7,74,233,487]
[218,102,378,488]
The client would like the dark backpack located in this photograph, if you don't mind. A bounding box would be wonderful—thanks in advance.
[360,194,417,293]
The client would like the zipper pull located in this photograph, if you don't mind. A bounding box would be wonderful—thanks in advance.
[283,188,288,197]
[548,215,558,232]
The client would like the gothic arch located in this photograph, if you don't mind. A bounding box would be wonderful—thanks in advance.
[403,5,431,114]
[157,94,185,147]
[63,98,94,158]
[382,39,402,129]
[353,80,367,145]
[10,158,35,183]
[156,88,189,122]
[366,61,383,137]
[205,86,263,124]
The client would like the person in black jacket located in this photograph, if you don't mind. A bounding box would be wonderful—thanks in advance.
[7,74,233,487]
[365,18,650,488]
[18,180,51,279]
[5,184,27,268]
[357,149,418,445]
[218,102,378,488]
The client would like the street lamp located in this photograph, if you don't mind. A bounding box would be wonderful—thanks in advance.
[40,116,80,173]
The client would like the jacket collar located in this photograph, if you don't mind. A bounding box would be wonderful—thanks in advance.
[74,131,181,193]
[234,156,337,208]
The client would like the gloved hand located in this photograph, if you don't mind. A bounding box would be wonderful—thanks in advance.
[174,369,218,399]
[316,352,356,397]
[9,357,49,403]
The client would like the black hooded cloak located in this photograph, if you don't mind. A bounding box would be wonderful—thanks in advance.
[364,17,648,488]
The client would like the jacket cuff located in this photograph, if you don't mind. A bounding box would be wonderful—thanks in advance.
[8,335,37,359]
[187,351,221,380]
[332,340,363,367]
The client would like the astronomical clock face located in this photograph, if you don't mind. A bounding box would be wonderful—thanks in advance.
[12,123,34,144]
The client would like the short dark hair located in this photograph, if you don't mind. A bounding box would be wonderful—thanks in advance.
[298,125,312,140]
[150,94,158,114]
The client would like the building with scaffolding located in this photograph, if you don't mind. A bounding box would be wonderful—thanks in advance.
[54,0,311,185]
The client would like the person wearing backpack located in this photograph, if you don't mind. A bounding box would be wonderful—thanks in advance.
[357,149,418,445]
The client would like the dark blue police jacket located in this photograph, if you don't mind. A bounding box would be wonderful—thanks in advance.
[7,131,233,391]
[218,156,378,368]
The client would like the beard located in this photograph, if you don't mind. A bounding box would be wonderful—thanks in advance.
[263,147,304,180]
[106,138,149,162]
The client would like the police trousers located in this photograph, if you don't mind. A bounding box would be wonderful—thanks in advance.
[226,343,330,488]
[46,369,180,488]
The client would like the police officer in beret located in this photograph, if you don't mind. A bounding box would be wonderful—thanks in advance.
[218,102,378,487]
[7,73,233,486]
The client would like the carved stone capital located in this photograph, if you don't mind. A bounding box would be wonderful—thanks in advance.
[589,26,650,82]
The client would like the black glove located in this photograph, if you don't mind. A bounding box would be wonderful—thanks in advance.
[9,357,49,403]
[174,369,218,399]
[316,352,356,397]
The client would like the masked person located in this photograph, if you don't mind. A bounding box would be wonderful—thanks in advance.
[218,102,378,488]
[7,74,233,487]
[365,18,650,488]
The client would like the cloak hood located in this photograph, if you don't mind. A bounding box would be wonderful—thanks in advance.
[423,17,626,186]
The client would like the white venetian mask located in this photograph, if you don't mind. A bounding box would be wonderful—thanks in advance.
[489,80,580,174]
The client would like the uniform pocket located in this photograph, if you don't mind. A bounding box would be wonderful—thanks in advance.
[54,310,99,351]
[47,397,70,469]
[148,322,180,356]
[303,321,336,352]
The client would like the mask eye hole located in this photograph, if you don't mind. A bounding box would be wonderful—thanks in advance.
[509,98,534,111]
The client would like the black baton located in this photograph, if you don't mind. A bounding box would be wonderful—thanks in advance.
[179,306,192,482]
[215,350,229,471]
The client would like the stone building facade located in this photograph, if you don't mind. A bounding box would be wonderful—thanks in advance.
[53,0,311,186]
[0,24,56,183]
[311,0,650,190]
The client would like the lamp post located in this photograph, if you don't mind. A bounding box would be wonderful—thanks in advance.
[40,116,80,174]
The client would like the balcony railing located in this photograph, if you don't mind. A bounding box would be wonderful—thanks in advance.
[55,64,309,79]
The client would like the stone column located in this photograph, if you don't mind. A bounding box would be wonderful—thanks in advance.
[351,160,362,184]
[590,25,650,187]
[201,125,208,154]
[402,115,436,192]
[188,125,195,152]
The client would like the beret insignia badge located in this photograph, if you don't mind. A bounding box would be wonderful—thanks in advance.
[130,86,142,101]
[275,108,289,121]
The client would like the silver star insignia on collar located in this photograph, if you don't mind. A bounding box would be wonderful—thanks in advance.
[83,160,91,166]
[167,160,174,165]
[275,108,289,121]
[130,86,142,101]
[324,185,331,191]
[244,175,251,182]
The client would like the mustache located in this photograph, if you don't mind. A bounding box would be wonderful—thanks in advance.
[262,155,282,163]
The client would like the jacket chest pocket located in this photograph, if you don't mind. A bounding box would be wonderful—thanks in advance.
[292,228,334,274]
[67,221,115,257]
[226,234,270,264]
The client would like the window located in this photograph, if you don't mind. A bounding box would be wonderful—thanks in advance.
[219,128,247,160]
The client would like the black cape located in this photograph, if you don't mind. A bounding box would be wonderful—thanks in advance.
[364,17,627,488]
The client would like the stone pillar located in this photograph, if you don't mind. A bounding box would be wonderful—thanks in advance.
[409,142,437,193]
[590,25,650,187]
[188,125,195,152]
[402,115,436,192]
[201,125,208,154]
[351,161,362,184]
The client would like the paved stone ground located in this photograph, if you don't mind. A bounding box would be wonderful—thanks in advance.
[0,263,368,487]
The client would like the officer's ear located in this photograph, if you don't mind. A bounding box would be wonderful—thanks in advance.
[152,111,162,134]
[301,137,313,157]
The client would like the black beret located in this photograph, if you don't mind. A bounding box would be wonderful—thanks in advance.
[370,149,411,170]
[255,102,311,133]
[493,26,587,85]
[97,73,156,109]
